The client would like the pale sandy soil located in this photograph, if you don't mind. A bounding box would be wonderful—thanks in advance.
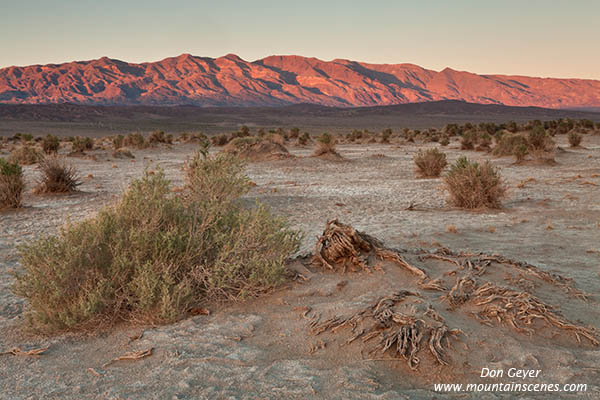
[0,136,599,399]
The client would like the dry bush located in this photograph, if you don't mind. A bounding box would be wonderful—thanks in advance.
[112,134,124,149]
[223,136,291,161]
[414,148,447,177]
[313,133,338,156]
[148,130,173,145]
[123,133,146,149]
[297,132,310,146]
[72,136,94,153]
[15,152,300,333]
[0,158,24,209]
[35,156,81,193]
[42,135,60,154]
[9,144,42,165]
[568,131,583,147]
[211,134,230,146]
[443,156,506,209]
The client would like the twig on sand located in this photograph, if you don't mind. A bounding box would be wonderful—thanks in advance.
[0,347,48,356]
[102,348,154,368]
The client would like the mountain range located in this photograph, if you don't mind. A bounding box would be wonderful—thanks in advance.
[1,54,599,109]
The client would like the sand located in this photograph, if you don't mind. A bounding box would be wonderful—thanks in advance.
[1,136,599,399]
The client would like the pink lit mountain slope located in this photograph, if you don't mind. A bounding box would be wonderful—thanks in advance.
[1,54,599,108]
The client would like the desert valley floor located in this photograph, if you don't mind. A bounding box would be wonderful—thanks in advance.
[1,137,600,399]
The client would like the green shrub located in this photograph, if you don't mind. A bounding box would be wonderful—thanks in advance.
[460,130,475,150]
[527,126,552,151]
[42,135,60,154]
[443,156,506,209]
[0,158,24,209]
[414,148,447,177]
[14,153,300,333]
[35,156,81,193]
[9,145,42,165]
[568,131,582,147]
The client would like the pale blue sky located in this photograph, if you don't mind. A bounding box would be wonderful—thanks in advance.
[1,0,599,79]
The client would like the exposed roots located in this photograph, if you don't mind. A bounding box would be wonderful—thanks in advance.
[310,290,462,370]
[471,283,598,345]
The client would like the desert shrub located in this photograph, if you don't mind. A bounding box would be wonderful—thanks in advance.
[0,158,24,209]
[123,133,146,149]
[381,128,392,143]
[527,126,550,151]
[476,133,492,151]
[314,133,337,156]
[9,144,42,165]
[460,130,475,150]
[492,133,529,156]
[72,136,94,152]
[439,135,450,147]
[211,134,230,146]
[148,130,172,145]
[42,135,60,154]
[414,148,447,177]
[14,153,300,332]
[15,133,33,142]
[297,132,310,146]
[568,131,583,147]
[35,156,81,193]
[113,134,124,149]
[443,156,506,209]
[289,127,300,139]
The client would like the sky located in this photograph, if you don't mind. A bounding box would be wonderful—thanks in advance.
[1,0,599,79]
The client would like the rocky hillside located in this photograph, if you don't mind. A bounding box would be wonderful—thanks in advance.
[1,53,599,108]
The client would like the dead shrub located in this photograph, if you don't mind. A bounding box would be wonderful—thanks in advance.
[14,152,300,333]
[42,135,60,154]
[35,156,81,193]
[443,156,506,209]
[9,144,42,165]
[414,148,447,177]
[568,131,583,147]
[0,158,25,209]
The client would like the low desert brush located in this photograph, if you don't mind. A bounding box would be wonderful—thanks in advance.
[72,136,94,152]
[414,148,447,177]
[0,158,25,209]
[443,156,506,209]
[14,152,300,333]
[568,131,583,147]
[42,134,60,154]
[9,144,42,165]
[313,133,337,156]
[35,156,81,193]
[123,133,146,149]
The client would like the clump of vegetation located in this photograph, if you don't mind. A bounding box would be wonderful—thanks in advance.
[414,148,447,177]
[313,133,338,156]
[42,135,60,154]
[14,152,300,333]
[439,135,450,147]
[443,156,506,209]
[568,131,583,147]
[9,145,42,165]
[0,158,25,210]
[72,136,94,153]
[289,127,300,139]
[14,133,34,142]
[112,134,124,149]
[123,133,146,149]
[211,134,230,146]
[492,133,529,157]
[223,136,291,161]
[148,130,173,145]
[460,131,475,150]
[297,132,310,146]
[35,156,81,194]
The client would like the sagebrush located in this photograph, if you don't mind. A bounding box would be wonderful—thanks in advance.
[0,158,25,209]
[443,156,506,209]
[35,156,81,193]
[15,152,300,333]
[414,148,447,177]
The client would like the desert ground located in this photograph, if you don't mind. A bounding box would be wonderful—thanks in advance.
[1,134,600,399]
